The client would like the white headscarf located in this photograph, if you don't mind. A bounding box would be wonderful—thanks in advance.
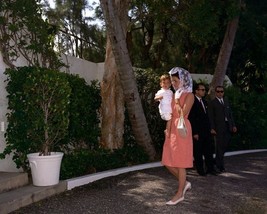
[169,67,193,92]
[169,67,193,99]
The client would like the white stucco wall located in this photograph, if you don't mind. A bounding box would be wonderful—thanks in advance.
[0,53,19,172]
[191,73,232,86]
[60,54,105,83]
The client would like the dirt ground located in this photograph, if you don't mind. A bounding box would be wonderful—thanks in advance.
[12,151,267,214]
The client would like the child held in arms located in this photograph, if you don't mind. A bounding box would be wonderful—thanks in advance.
[154,74,173,137]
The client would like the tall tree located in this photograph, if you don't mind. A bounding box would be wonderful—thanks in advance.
[99,0,156,160]
[100,0,126,149]
[127,0,183,69]
[210,0,241,95]
[43,0,106,62]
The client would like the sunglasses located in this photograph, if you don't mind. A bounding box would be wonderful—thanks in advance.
[198,89,206,91]
[216,90,224,93]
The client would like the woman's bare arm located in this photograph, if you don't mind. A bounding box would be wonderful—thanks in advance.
[176,93,194,116]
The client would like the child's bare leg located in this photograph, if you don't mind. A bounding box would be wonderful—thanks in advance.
[165,120,171,138]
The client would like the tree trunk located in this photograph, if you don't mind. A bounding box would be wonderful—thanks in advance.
[100,0,156,160]
[100,38,125,149]
[100,0,128,150]
[209,16,239,97]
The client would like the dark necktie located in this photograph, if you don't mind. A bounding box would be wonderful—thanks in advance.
[200,98,206,113]
[220,99,228,121]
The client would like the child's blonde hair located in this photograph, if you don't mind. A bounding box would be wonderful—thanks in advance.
[160,74,170,83]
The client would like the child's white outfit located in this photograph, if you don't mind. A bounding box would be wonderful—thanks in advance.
[155,88,173,121]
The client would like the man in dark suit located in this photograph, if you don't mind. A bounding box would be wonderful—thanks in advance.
[208,86,237,173]
[188,83,217,176]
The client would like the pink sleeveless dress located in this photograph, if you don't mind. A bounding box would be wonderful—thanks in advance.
[161,92,193,168]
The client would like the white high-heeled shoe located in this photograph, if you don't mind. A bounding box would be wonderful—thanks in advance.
[183,181,191,196]
[166,196,184,205]
[166,182,191,205]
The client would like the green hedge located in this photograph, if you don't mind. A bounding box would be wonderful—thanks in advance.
[226,87,267,150]
[0,67,102,171]
[1,67,71,170]
[62,74,101,149]
[60,145,149,179]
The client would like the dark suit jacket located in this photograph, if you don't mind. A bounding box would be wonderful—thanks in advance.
[208,97,236,135]
[188,96,210,137]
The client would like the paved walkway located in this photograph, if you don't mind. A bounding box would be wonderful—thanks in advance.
[11,152,267,214]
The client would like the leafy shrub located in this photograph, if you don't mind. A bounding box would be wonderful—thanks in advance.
[226,87,267,150]
[0,66,102,172]
[1,67,71,170]
[60,144,149,179]
[62,74,101,149]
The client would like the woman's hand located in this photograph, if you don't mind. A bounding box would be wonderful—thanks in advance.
[175,89,183,100]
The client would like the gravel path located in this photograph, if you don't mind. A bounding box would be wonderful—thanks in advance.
[12,152,267,214]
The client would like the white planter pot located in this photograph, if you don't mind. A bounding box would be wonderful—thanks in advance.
[27,152,64,186]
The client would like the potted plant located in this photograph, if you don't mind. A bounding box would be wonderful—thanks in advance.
[1,66,71,186]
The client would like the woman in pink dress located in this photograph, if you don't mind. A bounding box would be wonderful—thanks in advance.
[161,67,194,205]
